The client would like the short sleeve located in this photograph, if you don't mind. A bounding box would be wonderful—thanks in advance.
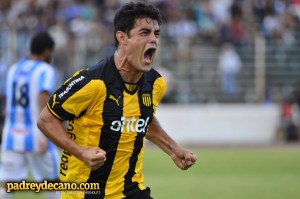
[152,77,166,113]
[38,66,56,93]
[47,70,105,120]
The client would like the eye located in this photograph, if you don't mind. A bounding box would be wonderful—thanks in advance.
[140,30,149,36]
[155,32,160,38]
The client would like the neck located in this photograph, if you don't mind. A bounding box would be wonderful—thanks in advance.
[31,54,46,62]
[114,50,143,83]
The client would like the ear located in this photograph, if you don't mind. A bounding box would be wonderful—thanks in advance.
[116,31,128,46]
[43,48,50,58]
[43,48,50,55]
[42,48,52,62]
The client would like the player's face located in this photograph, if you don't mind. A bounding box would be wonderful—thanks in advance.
[125,18,160,72]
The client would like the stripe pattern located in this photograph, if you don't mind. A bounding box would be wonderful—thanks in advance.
[2,59,55,152]
[47,56,166,199]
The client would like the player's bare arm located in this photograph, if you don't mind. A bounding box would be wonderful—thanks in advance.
[146,117,197,170]
[37,107,106,170]
[37,91,51,154]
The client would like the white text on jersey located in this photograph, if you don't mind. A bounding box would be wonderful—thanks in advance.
[110,116,150,133]
[59,76,85,98]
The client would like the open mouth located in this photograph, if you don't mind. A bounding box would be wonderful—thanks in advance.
[144,48,156,64]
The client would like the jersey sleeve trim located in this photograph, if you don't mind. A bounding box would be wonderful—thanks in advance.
[47,103,64,121]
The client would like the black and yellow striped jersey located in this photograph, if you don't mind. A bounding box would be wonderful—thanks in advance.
[47,56,166,199]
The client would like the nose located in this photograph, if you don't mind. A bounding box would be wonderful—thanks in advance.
[149,33,158,46]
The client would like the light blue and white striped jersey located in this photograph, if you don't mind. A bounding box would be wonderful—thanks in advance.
[1,59,56,152]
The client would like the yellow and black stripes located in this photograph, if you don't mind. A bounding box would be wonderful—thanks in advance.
[47,56,166,199]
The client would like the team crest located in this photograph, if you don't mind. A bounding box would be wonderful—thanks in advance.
[142,93,152,107]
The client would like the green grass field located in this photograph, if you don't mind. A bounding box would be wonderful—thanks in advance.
[13,146,300,199]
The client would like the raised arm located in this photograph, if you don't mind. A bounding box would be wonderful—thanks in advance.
[37,107,106,170]
[146,117,197,170]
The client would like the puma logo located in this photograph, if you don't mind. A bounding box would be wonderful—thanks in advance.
[109,95,121,106]
[52,94,59,108]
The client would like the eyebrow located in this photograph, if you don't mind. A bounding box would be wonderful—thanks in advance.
[139,28,160,33]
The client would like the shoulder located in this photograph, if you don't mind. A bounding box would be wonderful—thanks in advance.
[37,62,54,71]
[146,68,167,106]
[85,57,113,78]
[145,68,162,80]
[8,62,17,73]
[62,57,113,89]
[26,61,55,76]
[145,68,165,85]
[7,63,18,79]
[7,60,27,76]
[143,68,166,97]
[83,56,119,86]
[8,60,24,71]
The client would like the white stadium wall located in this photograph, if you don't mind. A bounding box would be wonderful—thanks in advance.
[155,104,281,145]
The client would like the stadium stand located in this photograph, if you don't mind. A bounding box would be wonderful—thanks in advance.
[0,0,299,104]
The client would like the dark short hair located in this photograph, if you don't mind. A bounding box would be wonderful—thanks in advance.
[30,32,55,55]
[113,2,162,47]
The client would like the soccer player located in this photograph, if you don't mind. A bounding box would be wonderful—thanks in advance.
[0,94,4,145]
[37,2,197,199]
[0,32,60,199]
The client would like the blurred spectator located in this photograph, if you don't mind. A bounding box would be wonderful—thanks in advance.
[253,0,267,23]
[166,9,198,49]
[255,0,296,46]
[293,83,300,139]
[210,0,232,25]
[294,83,300,107]
[48,18,69,79]
[262,7,282,40]
[288,0,300,21]
[194,0,218,42]
[218,0,252,47]
[280,11,295,46]
[279,95,300,141]
[228,0,246,47]
[218,43,242,95]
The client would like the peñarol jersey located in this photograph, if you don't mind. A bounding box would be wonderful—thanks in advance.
[47,56,166,199]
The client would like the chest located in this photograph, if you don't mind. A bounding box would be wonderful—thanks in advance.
[103,87,153,119]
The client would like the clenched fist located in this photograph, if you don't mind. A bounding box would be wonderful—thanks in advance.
[171,148,197,170]
[80,147,106,170]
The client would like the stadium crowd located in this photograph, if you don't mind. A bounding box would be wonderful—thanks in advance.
[0,0,300,98]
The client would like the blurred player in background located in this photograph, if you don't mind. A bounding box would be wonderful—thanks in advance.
[0,32,60,199]
[38,2,197,199]
[0,94,4,177]
[0,95,4,146]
